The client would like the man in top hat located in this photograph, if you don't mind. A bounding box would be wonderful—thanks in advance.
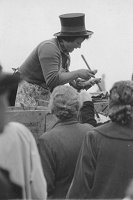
[14,13,101,107]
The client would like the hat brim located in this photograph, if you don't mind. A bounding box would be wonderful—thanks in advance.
[54,30,93,37]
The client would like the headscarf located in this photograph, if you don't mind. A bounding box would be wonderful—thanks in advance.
[109,80,133,125]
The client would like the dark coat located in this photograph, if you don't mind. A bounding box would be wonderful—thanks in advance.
[38,119,93,199]
[0,168,22,199]
[67,121,133,199]
[79,101,97,127]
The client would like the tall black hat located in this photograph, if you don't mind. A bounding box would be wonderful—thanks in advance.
[54,13,93,37]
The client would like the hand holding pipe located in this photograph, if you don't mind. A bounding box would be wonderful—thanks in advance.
[81,54,102,91]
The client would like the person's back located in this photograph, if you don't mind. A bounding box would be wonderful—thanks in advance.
[67,80,133,199]
[19,39,60,87]
[88,122,133,199]
[39,121,92,199]
[38,85,93,199]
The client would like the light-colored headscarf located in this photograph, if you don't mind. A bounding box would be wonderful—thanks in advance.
[109,80,133,125]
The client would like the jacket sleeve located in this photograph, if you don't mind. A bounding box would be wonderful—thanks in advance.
[29,132,47,200]
[66,131,97,199]
[38,136,56,198]
[38,42,61,91]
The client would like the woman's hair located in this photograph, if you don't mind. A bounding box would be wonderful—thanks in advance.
[48,85,82,121]
[57,35,90,42]
[109,80,133,125]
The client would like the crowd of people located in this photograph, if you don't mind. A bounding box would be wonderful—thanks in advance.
[1,12,133,200]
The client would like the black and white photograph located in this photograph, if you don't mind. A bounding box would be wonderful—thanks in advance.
[0,0,133,199]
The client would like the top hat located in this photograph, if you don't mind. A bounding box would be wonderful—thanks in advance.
[0,71,21,94]
[54,13,93,37]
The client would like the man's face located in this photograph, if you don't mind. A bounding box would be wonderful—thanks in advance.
[0,92,9,133]
[64,37,85,53]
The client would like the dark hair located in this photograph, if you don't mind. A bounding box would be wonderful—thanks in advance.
[57,35,90,42]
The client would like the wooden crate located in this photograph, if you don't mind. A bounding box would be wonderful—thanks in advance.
[6,100,109,142]
[37,98,109,115]
[6,106,55,142]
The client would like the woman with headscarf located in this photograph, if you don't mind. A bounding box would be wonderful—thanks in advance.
[67,80,133,199]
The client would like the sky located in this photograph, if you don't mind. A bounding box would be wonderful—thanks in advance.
[0,0,133,91]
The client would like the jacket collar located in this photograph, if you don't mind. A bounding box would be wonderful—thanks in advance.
[95,121,133,140]
[52,118,79,128]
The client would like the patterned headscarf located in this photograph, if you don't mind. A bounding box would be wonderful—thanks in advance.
[109,80,133,125]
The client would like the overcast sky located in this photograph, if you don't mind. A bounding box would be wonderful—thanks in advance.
[0,0,133,91]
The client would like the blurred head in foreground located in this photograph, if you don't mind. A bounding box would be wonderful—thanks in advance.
[109,80,133,125]
[0,68,21,132]
[48,85,82,121]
